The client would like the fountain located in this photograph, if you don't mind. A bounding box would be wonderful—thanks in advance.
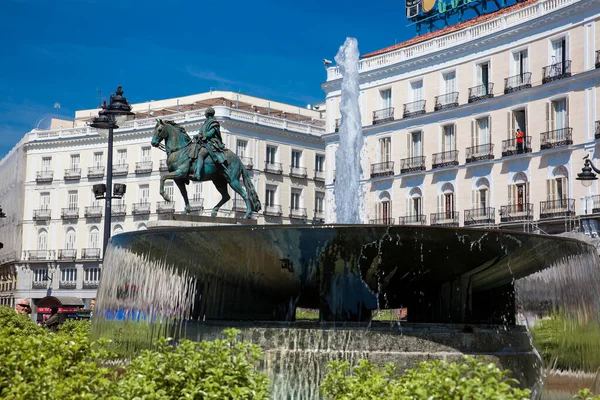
[92,38,600,399]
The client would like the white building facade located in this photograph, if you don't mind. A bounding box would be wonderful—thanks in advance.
[1,91,326,314]
[323,0,600,235]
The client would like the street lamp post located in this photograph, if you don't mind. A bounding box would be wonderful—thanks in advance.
[576,154,600,188]
[90,86,133,257]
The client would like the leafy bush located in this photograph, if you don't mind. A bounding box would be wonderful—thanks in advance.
[575,389,600,400]
[0,305,43,335]
[321,356,530,400]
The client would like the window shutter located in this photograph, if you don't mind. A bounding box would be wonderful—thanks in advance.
[546,102,551,131]
[508,184,514,204]
[507,112,512,140]
[488,117,492,145]
[523,108,528,136]
[525,181,530,204]
[471,120,476,147]
[406,198,410,217]
[565,98,570,129]
[561,177,568,199]
[472,190,477,208]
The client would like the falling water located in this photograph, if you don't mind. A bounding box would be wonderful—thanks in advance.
[334,37,364,224]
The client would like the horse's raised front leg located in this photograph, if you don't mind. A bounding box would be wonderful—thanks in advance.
[160,173,176,202]
[211,178,230,217]
[174,178,191,214]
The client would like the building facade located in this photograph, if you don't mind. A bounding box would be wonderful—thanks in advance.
[1,91,326,315]
[323,0,600,235]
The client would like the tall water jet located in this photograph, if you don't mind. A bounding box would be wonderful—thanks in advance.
[334,37,364,224]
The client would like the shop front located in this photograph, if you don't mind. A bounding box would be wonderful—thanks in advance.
[36,296,86,324]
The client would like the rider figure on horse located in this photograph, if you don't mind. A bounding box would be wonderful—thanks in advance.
[194,107,228,180]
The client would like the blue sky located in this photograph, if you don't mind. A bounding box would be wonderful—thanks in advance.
[0,0,416,156]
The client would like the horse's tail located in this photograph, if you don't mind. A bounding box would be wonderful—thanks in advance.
[241,166,262,212]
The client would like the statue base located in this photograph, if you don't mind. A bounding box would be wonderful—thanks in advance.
[148,213,257,229]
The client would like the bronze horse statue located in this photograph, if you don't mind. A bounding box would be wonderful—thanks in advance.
[151,119,261,218]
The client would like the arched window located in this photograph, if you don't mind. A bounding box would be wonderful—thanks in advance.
[548,166,569,207]
[375,191,392,224]
[408,188,422,217]
[439,183,455,216]
[65,228,76,250]
[137,223,147,231]
[37,229,48,251]
[508,172,530,213]
[473,178,490,210]
[113,225,124,235]
[89,227,100,249]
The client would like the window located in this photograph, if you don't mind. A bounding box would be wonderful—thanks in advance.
[61,268,77,282]
[236,140,248,158]
[139,185,150,203]
[291,150,302,168]
[551,37,567,66]
[442,71,456,94]
[117,149,127,165]
[410,131,422,158]
[439,183,455,217]
[93,152,103,167]
[508,109,527,139]
[141,147,151,162]
[509,173,530,212]
[291,189,301,210]
[315,192,325,213]
[37,229,48,251]
[65,229,76,250]
[266,146,277,164]
[265,186,276,206]
[85,267,100,282]
[89,227,100,248]
[547,167,569,206]
[40,192,50,210]
[33,269,47,282]
[548,98,568,131]
[408,188,422,217]
[380,89,392,109]
[472,117,491,146]
[315,154,325,172]
[165,183,174,200]
[192,183,202,202]
[70,154,80,170]
[376,192,392,221]
[473,178,490,210]
[476,62,490,88]
[443,125,456,152]
[410,80,423,101]
[68,191,78,210]
[42,157,52,171]
[512,49,529,77]
[379,137,391,163]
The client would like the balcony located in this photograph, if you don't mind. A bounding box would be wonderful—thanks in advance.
[464,207,495,226]
[240,157,253,170]
[264,204,282,217]
[540,199,575,219]
[313,210,325,222]
[290,207,308,220]
[87,166,105,179]
[368,218,395,225]
[434,92,459,111]
[430,212,460,227]
[370,161,394,178]
[468,83,494,103]
[36,170,53,183]
[61,208,79,220]
[432,150,459,169]
[27,250,50,260]
[372,107,394,125]
[499,204,534,223]
[540,127,573,150]
[399,214,427,225]
[83,281,99,289]
[59,281,77,289]
[466,143,494,163]
[33,209,51,221]
[290,166,307,179]
[596,50,600,69]
[233,198,246,212]
[189,197,204,212]
[542,61,572,84]
[85,206,102,218]
[58,249,77,260]
[335,118,341,132]
[400,156,426,174]
[32,281,48,289]
[314,170,325,182]
[111,204,126,217]
[157,201,175,214]
[403,100,426,118]
[132,202,151,215]
[595,121,600,140]
[64,168,81,181]
[592,195,600,213]
[264,162,283,175]
[159,159,168,172]
[135,161,153,174]
[81,248,101,260]
[113,163,129,176]
[502,136,532,157]
[504,73,532,94]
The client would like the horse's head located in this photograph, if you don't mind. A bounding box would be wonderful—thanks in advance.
[151,119,166,148]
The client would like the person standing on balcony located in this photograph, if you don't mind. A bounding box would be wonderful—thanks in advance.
[516,128,525,154]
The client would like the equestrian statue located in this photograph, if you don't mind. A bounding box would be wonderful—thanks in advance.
[151,107,261,218]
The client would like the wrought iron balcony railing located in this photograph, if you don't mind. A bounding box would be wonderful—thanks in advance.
[434,92,459,111]
[466,143,494,163]
[542,61,572,84]
[370,161,394,178]
[87,166,105,178]
[135,161,153,174]
[595,121,600,140]
[32,281,48,289]
[111,204,126,217]
[81,248,101,259]
[189,197,204,212]
[313,170,325,182]
[399,214,427,225]
[372,107,394,125]
[592,195,600,214]
[36,170,53,183]
[400,156,426,174]
[233,198,246,212]
[502,136,532,157]
[540,199,575,219]
[313,210,325,222]
[430,211,460,226]
[464,207,495,226]
[368,218,395,225]
[504,73,532,94]
[113,163,129,176]
[157,201,175,214]
[61,208,79,220]
[58,249,77,260]
[263,204,282,217]
[59,281,76,290]
[33,209,51,221]
[432,150,459,169]
[290,166,307,179]
[335,118,341,132]
[264,162,283,175]
[85,206,102,218]
[468,83,494,103]
[240,157,253,170]
[83,281,99,289]
[596,50,600,69]
[159,159,168,172]
[499,203,534,223]
[132,202,151,215]
[289,207,307,220]
[540,127,573,150]
[403,100,426,118]
[64,168,81,180]
[27,250,50,260]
